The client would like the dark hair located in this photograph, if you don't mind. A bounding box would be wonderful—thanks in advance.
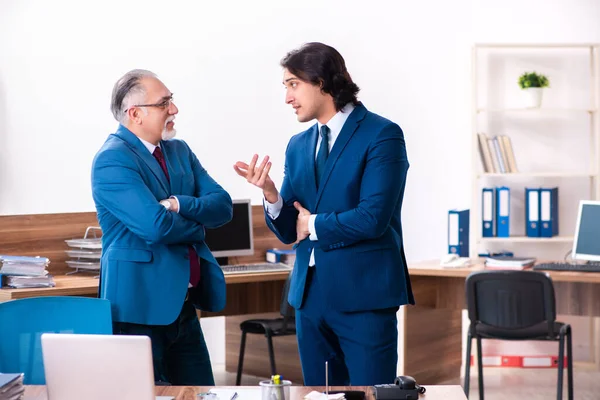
[281,42,360,111]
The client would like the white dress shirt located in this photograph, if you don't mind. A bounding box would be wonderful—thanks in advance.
[264,103,355,266]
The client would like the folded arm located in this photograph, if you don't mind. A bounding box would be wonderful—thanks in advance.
[92,150,206,245]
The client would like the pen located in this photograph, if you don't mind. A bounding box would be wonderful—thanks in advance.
[230,392,238,400]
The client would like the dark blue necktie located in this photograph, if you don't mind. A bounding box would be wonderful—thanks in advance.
[315,125,330,189]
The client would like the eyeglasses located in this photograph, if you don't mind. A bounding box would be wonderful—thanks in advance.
[130,95,175,111]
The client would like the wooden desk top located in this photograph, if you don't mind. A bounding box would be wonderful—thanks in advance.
[23,385,467,400]
[0,271,290,302]
[6,258,599,302]
[408,259,600,283]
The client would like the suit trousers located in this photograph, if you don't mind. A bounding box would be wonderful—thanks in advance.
[113,296,214,385]
[296,266,399,386]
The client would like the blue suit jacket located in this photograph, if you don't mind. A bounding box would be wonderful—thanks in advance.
[91,125,232,325]
[266,103,415,312]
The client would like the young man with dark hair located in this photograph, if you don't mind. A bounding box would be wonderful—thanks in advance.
[234,42,414,386]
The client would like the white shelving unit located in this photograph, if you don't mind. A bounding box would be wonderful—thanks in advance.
[470,43,600,258]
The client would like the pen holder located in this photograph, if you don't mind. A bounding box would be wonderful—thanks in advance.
[259,379,291,400]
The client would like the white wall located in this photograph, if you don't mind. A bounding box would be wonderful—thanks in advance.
[0,0,599,262]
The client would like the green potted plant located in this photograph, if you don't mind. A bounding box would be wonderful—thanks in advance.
[518,71,549,108]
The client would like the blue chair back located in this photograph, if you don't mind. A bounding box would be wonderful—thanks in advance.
[0,296,112,384]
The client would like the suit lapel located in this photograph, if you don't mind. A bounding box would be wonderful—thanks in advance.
[305,124,319,194]
[114,125,170,194]
[315,104,368,208]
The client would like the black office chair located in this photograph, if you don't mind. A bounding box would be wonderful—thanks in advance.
[464,270,573,400]
[235,273,295,385]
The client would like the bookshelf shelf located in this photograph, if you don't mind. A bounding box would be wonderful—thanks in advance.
[478,236,574,244]
[470,43,600,258]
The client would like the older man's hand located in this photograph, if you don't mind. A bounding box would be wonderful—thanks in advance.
[294,201,311,243]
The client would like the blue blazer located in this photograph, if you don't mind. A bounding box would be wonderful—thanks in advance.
[266,104,414,312]
[91,125,232,325]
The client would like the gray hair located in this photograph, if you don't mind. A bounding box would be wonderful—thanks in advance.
[110,69,157,124]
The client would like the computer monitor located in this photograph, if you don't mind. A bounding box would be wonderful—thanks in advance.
[204,198,254,258]
[572,200,600,262]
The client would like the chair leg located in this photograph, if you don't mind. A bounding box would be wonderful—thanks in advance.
[557,329,565,400]
[266,333,277,376]
[477,336,484,400]
[235,331,247,386]
[464,331,473,398]
[566,326,574,400]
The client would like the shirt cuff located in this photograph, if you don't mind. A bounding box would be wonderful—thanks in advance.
[263,194,283,220]
[169,196,180,213]
[309,214,318,241]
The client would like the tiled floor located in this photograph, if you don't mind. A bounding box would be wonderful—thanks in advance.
[440,367,599,400]
[214,364,600,399]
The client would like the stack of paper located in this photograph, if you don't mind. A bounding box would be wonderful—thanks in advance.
[0,372,24,400]
[0,255,49,276]
[485,256,536,270]
[0,255,54,288]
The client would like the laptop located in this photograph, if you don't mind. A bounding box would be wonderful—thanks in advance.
[41,333,166,400]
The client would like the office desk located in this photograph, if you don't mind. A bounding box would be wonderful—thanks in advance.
[400,260,600,384]
[0,272,290,316]
[23,385,467,400]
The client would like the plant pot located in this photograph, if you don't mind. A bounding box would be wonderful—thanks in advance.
[522,87,544,108]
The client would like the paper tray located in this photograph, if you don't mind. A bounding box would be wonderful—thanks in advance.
[65,260,100,270]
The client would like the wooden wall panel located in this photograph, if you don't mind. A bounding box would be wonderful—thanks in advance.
[0,212,99,276]
[0,205,290,277]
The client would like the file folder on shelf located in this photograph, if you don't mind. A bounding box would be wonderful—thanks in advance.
[496,187,510,237]
[525,188,540,237]
[482,188,495,237]
[540,187,559,237]
[448,209,470,257]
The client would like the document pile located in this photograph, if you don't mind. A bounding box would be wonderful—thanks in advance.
[0,255,55,288]
[0,372,24,400]
[485,256,536,270]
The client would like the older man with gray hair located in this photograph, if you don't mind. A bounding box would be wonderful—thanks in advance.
[91,69,232,385]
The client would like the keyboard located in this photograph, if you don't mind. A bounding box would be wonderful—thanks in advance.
[532,262,600,273]
[220,262,292,275]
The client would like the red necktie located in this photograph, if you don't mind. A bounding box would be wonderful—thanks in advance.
[153,147,201,287]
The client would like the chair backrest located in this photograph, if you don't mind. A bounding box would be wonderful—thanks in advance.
[465,270,557,336]
[280,272,295,329]
[0,296,112,384]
